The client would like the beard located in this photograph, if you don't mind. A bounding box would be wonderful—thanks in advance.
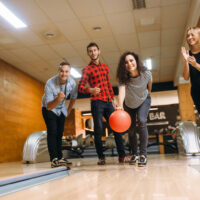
[91,54,99,61]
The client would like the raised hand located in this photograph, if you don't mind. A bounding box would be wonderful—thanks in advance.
[58,91,65,101]
[188,56,197,67]
[181,47,189,61]
[89,85,101,95]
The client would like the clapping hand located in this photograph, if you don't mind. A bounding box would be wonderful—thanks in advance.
[188,56,197,67]
[181,47,189,62]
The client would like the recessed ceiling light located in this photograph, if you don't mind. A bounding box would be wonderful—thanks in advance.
[92,26,102,31]
[0,1,27,29]
[44,32,56,39]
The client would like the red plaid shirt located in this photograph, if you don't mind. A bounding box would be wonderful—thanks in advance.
[78,61,114,102]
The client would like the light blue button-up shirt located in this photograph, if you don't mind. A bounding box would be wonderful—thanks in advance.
[42,75,77,116]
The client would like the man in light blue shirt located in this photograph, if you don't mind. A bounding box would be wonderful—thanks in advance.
[42,61,77,168]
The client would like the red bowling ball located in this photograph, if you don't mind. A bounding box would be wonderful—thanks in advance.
[109,110,131,133]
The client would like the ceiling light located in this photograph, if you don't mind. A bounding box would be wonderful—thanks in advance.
[92,26,102,31]
[71,67,81,79]
[144,58,152,70]
[45,32,56,39]
[0,2,27,28]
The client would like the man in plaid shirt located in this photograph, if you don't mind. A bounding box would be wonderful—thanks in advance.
[78,42,130,165]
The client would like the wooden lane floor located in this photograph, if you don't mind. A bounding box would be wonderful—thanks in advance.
[0,162,52,181]
[1,154,200,200]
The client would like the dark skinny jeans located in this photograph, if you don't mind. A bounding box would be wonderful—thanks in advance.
[91,100,125,159]
[42,107,65,161]
[124,95,151,156]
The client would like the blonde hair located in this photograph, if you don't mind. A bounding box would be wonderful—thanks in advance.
[186,27,200,49]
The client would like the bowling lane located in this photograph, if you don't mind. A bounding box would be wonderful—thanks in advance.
[1,155,200,200]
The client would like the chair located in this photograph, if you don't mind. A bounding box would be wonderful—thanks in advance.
[148,128,177,154]
[103,135,116,156]
[62,134,91,158]
[84,134,91,148]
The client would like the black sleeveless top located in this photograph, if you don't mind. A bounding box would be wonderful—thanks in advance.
[189,51,200,91]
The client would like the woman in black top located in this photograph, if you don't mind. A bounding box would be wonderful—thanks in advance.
[182,27,200,113]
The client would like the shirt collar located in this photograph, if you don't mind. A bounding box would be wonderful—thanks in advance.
[89,60,102,66]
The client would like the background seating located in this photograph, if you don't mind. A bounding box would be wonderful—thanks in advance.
[62,134,91,158]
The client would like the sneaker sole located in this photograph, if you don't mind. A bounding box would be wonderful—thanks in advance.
[97,163,105,165]
[51,165,62,168]
[138,164,147,167]
[129,162,137,165]
[59,162,72,166]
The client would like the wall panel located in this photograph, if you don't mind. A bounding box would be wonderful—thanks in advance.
[0,59,45,162]
[178,83,196,122]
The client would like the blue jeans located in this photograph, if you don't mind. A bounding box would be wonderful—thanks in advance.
[124,95,151,156]
[91,100,125,158]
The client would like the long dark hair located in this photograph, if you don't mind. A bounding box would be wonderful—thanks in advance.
[116,51,146,84]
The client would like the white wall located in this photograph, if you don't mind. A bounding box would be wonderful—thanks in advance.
[67,90,179,112]
[151,90,178,106]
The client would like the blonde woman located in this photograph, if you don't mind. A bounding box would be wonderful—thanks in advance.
[182,27,200,113]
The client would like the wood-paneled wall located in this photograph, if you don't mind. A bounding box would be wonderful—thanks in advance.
[178,83,196,122]
[0,59,45,162]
